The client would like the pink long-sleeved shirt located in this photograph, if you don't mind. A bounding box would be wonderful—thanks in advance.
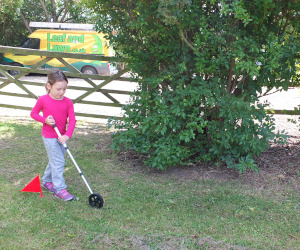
[30,94,76,138]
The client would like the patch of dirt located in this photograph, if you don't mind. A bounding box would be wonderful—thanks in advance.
[116,115,300,191]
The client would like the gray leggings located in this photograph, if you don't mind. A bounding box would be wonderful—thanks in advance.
[42,136,67,192]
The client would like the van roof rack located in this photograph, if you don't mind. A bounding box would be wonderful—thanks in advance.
[29,22,95,31]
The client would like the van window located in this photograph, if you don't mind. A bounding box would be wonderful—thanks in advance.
[20,38,40,49]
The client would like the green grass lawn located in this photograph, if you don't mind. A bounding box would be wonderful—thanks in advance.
[0,118,299,249]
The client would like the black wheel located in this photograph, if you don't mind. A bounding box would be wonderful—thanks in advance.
[8,63,23,76]
[89,193,104,209]
[82,66,97,74]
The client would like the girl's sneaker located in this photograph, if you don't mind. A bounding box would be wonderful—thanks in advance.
[55,189,75,201]
[42,182,55,193]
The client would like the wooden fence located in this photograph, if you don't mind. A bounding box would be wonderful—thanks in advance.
[0,45,299,119]
[0,45,135,119]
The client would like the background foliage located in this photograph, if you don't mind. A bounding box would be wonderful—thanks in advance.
[87,0,299,171]
[0,0,25,46]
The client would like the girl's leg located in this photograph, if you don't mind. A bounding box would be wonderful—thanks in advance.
[42,162,52,183]
[42,137,67,192]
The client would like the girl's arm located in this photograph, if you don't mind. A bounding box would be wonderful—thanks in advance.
[30,97,46,124]
[64,99,76,138]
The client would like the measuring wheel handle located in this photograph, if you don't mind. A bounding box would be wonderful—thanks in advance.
[89,193,104,209]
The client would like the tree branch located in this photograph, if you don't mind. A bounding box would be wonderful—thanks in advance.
[39,0,50,22]
[179,28,195,51]
[51,0,57,22]
[227,58,236,92]
[60,4,69,23]
[20,11,33,33]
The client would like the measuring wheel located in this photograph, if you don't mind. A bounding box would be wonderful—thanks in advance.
[89,193,104,209]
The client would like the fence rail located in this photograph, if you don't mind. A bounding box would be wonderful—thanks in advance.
[0,45,135,119]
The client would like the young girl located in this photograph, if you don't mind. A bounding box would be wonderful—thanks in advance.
[31,70,76,201]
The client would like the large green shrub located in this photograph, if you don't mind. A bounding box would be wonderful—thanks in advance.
[87,0,299,171]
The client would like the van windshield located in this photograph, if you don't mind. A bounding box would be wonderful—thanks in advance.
[20,38,40,49]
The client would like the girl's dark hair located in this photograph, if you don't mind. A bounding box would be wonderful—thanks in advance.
[46,70,68,93]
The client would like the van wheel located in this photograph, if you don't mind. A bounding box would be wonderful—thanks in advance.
[8,63,23,76]
[82,66,97,75]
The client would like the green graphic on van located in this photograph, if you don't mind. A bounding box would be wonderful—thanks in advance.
[91,35,103,54]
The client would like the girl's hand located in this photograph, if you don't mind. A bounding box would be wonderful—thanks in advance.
[58,135,70,145]
[45,115,55,126]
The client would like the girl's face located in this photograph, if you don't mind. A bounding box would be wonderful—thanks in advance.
[47,80,68,100]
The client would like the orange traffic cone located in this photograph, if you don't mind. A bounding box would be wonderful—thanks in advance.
[21,174,43,197]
